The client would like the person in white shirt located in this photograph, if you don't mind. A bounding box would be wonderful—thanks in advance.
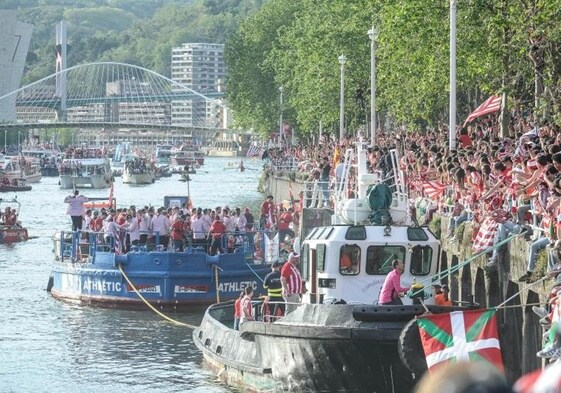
[83,209,93,232]
[126,214,140,250]
[235,208,247,233]
[223,208,237,232]
[200,209,212,233]
[64,190,89,231]
[191,212,206,247]
[104,216,123,252]
[151,208,170,249]
[138,209,151,247]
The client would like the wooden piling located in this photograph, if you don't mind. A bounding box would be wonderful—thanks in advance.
[474,267,487,309]
[521,290,541,374]
[501,280,523,384]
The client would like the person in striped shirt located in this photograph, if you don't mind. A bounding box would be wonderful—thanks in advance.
[281,252,302,314]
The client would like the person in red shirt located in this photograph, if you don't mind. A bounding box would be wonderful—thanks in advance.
[457,128,473,148]
[208,216,226,255]
[233,291,244,330]
[281,252,303,314]
[260,195,275,229]
[277,207,294,244]
[171,215,186,251]
[89,211,103,232]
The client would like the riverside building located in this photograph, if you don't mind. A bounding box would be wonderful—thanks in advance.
[171,43,227,128]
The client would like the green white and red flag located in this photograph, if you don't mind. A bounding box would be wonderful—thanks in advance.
[417,309,504,373]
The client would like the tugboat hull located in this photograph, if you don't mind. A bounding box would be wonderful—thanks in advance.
[194,303,417,392]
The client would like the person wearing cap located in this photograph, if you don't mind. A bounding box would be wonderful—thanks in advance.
[64,189,89,231]
[378,257,410,305]
[434,285,452,306]
[281,252,302,314]
[263,261,284,320]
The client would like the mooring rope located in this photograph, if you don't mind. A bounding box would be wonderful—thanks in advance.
[495,274,551,310]
[117,264,198,329]
[410,231,526,298]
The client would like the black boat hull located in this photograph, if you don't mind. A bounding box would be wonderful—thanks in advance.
[193,303,421,392]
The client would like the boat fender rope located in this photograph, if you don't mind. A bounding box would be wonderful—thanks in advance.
[117,264,197,329]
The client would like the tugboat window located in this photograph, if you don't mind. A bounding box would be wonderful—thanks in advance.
[345,226,366,240]
[319,227,334,240]
[366,245,406,275]
[409,245,432,275]
[316,244,325,272]
[407,227,429,241]
[339,245,360,275]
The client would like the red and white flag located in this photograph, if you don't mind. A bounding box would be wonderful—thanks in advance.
[472,217,499,253]
[422,180,447,199]
[463,96,502,126]
[417,309,504,373]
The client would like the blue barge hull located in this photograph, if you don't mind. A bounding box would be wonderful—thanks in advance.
[49,232,270,310]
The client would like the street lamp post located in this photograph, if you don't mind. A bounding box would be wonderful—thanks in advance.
[449,0,457,150]
[338,54,347,141]
[368,27,378,147]
[279,85,284,145]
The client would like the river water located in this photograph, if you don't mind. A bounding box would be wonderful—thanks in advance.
[0,157,264,393]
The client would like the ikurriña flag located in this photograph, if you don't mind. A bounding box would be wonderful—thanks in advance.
[417,309,504,373]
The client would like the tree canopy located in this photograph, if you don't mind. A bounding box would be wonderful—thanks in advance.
[225,0,561,136]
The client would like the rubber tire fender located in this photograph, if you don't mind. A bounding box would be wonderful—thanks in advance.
[398,318,428,377]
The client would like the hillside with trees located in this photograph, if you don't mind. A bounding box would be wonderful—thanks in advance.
[3,0,265,84]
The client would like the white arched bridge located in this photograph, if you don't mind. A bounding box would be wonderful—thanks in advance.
[0,62,228,132]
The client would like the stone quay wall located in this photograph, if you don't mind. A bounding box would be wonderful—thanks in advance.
[432,213,551,382]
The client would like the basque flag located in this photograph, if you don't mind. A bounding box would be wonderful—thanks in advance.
[417,309,504,373]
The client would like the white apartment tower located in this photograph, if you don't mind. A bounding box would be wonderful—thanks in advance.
[171,43,226,128]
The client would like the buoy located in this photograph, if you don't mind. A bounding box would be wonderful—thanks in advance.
[46,275,54,292]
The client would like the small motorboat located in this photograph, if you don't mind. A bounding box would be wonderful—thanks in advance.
[0,198,29,243]
[0,178,32,192]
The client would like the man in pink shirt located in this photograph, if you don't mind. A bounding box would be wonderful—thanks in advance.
[378,257,410,305]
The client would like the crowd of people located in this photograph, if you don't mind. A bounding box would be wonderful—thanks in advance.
[63,191,269,256]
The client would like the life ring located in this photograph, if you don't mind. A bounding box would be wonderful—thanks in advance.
[398,318,427,377]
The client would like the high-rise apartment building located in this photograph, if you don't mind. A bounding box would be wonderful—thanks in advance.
[170,43,226,128]
[0,10,33,122]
